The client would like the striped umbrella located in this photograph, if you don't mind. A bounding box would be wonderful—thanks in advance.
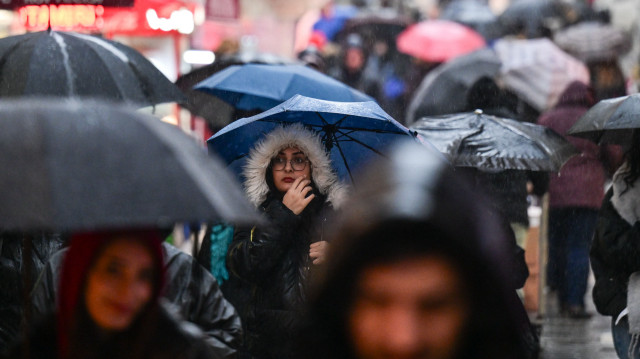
[553,21,631,63]
[494,37,590,112]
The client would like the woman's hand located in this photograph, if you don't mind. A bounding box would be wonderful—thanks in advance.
[282,176,315,215]
[310,241,329,265]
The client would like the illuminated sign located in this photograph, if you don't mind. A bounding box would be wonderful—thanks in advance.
[146,7,194,34]
[19,4,103,30]
[0,0,132,8]
[102,0,197,36]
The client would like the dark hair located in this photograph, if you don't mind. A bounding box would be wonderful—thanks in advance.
[621,130,640,192]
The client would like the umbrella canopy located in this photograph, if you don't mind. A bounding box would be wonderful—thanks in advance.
[334,8,413,44]
[410,110,578,171]
[0,30,186,107]
[406,48,501,123]
[208,94,419,183]
[396,20,486,63]
[553,21,632,63]
[498,0,597,38]
[438,0,502,41]
[193,63,373,111]
[494,37,590,112]
[0,98,259,232]
[175,53,294,129]
[567,93,640,145]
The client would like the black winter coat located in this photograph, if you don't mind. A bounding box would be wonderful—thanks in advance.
[3,303,214,359]
[591,189,640,317]
[30,242,242,358]
[0,232,65,353]
[227,193,332,359]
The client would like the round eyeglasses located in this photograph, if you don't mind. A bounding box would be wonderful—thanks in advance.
[272,157,310,171]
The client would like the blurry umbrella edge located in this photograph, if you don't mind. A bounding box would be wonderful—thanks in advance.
[0,98,260,232]
[0,30,186,108]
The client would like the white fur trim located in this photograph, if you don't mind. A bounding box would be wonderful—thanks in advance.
[242,123,348,209]
[612,162,640,225]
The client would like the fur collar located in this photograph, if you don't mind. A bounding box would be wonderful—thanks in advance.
[612,162,640,225]
[242,123,348,209]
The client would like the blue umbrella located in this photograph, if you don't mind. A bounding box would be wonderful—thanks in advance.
[208,95,424,184]
[193,63,373,111]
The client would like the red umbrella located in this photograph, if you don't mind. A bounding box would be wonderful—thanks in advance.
[396,20,486,63]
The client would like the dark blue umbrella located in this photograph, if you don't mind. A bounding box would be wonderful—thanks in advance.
[193,63,373,111]
[207,94,424,184]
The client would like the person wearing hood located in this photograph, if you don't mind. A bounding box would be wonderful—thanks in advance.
[227,123,347,359]
[296,140,530,359]
[3,229,215,359]
[537,80,623,318]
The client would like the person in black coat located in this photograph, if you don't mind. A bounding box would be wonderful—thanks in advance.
[227,123,347,359]
[591,130,640,359]
[28,238,242,358]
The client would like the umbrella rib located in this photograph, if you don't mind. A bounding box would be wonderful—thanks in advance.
[334,128,389,157]
[332,134,356,184]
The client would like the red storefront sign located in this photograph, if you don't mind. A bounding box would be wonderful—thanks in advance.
[19,4,104,30]
[0,0,132,9]
[205,0,238,21]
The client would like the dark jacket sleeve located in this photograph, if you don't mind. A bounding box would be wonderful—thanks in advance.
[29,249,66,322]
[227,200,302,283]
[591,189,640,316]
[162,244,242,359]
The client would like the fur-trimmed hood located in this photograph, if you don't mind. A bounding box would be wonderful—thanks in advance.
[242,123,348,209]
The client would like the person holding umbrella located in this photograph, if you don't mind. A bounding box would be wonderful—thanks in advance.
[537,80,623,318]
[226,123,347,359]
[591,130,640,359]
[3,229,215,359]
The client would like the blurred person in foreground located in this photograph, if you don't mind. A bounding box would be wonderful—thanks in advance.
[29,234,242,358]
[297,140,530,359]
[3,229,215,359]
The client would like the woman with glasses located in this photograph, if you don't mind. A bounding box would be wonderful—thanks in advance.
[227,123,347,359]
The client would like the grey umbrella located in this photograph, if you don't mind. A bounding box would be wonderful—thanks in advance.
[410,110,578,171]
[567,93,640,145]
[0,98,259,232]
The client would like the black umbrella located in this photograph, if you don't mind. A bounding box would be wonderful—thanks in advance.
[406,48,501,124]
[0,98,259,232]
[410,110,578,171]
[0,30,186,108]
[438,0,503,41]
[498,0,597,38]
[567,93,640,145]
[175,53,294,130]
[334,8,413,45]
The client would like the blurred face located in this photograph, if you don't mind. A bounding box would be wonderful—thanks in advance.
[345,48,365,71]
[348,256,470,359]
[85,238,155,331]
[271,147,311,193]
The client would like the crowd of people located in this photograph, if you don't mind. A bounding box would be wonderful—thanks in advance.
[2,1,640,359]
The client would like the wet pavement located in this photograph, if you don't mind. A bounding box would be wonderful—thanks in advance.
[536,276,618,359]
